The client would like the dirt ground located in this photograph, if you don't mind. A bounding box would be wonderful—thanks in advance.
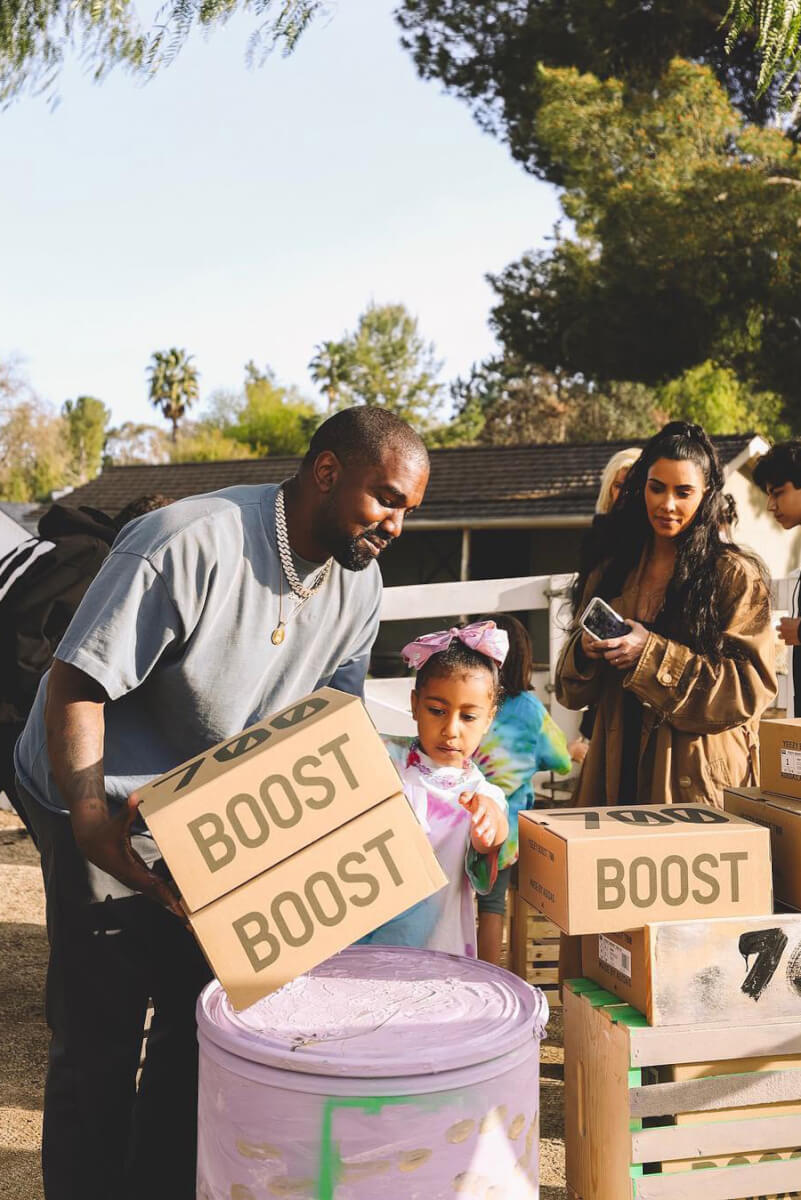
[0,809,567,1199]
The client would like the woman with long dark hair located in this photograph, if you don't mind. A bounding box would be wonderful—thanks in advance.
[556,421,776,807]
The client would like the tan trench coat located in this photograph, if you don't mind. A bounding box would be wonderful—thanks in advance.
[556,553,777,808]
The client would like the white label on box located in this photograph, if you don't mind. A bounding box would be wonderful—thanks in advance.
[781,748,801,779]
[598,934,632,981]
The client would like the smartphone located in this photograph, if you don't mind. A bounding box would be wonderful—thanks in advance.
[580,596,631,641]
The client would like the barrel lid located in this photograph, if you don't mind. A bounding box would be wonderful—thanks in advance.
[197,946,548,1078]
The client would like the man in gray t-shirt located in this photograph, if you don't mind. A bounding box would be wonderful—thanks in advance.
[15,407,429,1200]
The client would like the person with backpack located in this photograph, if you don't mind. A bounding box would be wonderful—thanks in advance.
[0,495,171,835]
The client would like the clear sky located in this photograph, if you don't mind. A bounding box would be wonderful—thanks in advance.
[0,0,560,429]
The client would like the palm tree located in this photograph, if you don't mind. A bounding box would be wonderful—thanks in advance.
[308,339,351,413]
[147,348,199,442]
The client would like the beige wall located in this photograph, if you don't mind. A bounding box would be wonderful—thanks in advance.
[727,468,801,580]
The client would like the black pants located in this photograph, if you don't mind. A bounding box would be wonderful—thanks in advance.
[0,721,37,840]
[17,783,213,1200]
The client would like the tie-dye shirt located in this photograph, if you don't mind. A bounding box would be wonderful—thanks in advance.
[359,739,507,958]
[473,691,571,871]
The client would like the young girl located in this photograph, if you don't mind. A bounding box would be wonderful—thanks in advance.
[361,620,509,958]
[473,614,572,965]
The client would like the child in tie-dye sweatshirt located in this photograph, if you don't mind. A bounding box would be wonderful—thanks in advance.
[473,614,572,965]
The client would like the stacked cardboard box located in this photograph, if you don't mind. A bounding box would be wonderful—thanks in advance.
[137,687,446,1010]
[516,802,801,1197]
[722,717,801,911]
[517,803,773,935]
[564,978,801,1200]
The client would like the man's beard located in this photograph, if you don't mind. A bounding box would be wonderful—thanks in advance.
[331,528,393,571]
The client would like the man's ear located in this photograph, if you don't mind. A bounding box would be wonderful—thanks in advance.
[311,450,342,495]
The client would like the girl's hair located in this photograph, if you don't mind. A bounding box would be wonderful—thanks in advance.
[572,420,767,664]
[595,447,642,515]
[479,613,532,698]
[414,635,502,707]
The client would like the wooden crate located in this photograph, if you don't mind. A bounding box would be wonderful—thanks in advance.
[564,978,801,1199]
[509,887,562,1006]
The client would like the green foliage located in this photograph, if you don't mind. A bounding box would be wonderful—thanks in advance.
[485,58,801,419]
[62,395,110,483]
[724,0,801,103]
[198,362,320,455]
[399,3,801,433]
[103,421,171,466]
[147,348,200,442]
[308,302,444,432]
[309,340,353,413]
[657,360,789,438]
[0,362,71,500]
[168,426,257,462]
[397,1,800,180]
[441,357,666,446]
[0,0,321,104]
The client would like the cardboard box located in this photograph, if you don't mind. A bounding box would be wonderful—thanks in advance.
[138,687,403,912]
[191,792,446,1009]
[761,717,801,802]
[517,804,772,936]
[580,930,649,1014]
[724,785,801,910]
[138,687,447,1008]
[593,915,801,1027]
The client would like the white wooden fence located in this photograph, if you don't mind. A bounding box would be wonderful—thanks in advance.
[365,571,795,737]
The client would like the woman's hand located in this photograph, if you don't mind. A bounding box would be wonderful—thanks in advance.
[580,629,608,659]
[459,791,508,852]
[778,616,801,647]
[594,619,650,671]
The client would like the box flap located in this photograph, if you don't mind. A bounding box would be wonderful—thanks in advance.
[519,804,756,843]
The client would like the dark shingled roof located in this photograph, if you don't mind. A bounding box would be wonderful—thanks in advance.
[45,435,761,527]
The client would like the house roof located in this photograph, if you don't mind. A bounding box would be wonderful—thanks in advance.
[0,501,40,537]
[43,435,765,529]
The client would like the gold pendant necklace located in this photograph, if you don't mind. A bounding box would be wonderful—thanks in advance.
[271,570,308,646]
[272,573,286,645]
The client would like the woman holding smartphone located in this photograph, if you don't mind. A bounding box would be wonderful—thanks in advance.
[556,421,776,807]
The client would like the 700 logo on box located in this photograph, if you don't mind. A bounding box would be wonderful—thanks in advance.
[138,687,405,915]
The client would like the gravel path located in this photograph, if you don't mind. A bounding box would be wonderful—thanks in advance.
[0,810,567,1198]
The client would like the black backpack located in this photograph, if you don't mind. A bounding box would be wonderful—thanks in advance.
[0,504,118,722]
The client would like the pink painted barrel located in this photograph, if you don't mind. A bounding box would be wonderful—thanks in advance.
[196,945,548,1199]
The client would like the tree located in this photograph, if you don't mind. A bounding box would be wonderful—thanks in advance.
[479,56,801,421]
[197,362,320,455]
[231,364,319,454]
[62,395,110,483]
[168,426,257,462]
[309,302,445,431]
[657,361,788,438]
[308,340,353,413]
[443,356,665,445]
[724,1,801,104]
[103,422,171,466]
[397,1,800,179]
[0,366,71,500]
[0,0,321,105]
[147,348,200,442]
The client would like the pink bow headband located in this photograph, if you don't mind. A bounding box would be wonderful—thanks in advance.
[401,620,509,671]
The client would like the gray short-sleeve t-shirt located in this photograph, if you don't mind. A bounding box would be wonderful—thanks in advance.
[15,484,382,814]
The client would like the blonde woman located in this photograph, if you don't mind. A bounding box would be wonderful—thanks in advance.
[596,446,642,514]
